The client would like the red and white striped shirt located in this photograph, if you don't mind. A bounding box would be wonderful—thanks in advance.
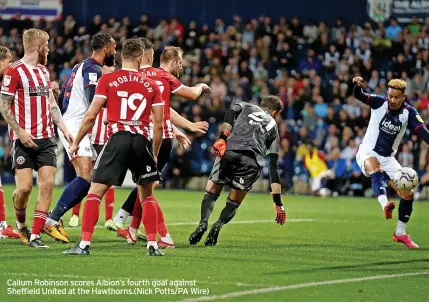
[0,60,54,140]
[94,68,164,139]
[90,108,108,145]
[140,66,183,139]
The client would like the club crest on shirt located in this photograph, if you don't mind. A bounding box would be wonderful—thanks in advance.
[398,113,406,123]
[3,75,11,86]
[89,72,98,85]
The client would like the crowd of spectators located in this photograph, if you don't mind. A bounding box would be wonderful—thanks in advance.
[1,13,429,195]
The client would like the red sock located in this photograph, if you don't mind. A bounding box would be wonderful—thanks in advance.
[154,199,168,237]
[0,187,5,222]
[130,195,142,230]
[72,202,81,217]
[104,186,115,221]
[14,205,26,225]
[141,196,158,242]
[32,210,48,236]
[81,194,101,242]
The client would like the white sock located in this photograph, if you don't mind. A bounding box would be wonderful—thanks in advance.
[0,221,7,229]
[113,209,129,224]
[147,241,158,249]
[395,220,407,236]
[161,233,173,244]
[79,240,90,249]
[45,218,59,226]
[16,221,26,229]
[126,216,133,225]
[128,227,137,240]
[378,195,388,209]
[30,234,39,242]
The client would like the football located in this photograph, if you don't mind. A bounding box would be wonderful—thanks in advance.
[393,167,419,191]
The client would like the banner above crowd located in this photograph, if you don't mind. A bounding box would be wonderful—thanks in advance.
[0,0,62,21]
[368,0,429,23]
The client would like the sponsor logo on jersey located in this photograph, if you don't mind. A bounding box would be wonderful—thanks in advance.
[28,85,50,97]
[380,117,401,135]
[118,120,143,126]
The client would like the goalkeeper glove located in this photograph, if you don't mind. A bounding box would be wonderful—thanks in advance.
[212,130,230,157]
[273,193,286,225]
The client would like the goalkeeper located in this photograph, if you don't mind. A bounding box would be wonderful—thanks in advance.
[189,95,286,246]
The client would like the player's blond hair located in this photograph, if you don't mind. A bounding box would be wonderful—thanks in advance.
[0,46,11,61]
[160,46,183,64]
[23,29,49,52]
[388,79,407,92]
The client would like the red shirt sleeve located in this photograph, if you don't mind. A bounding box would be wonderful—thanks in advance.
[166,72,184,93]
[94,74,108,99]
[1,67,20,96]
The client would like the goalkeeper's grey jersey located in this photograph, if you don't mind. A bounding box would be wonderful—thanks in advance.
[226,102,280,166]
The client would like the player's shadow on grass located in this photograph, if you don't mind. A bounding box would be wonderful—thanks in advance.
[267,258,429,275]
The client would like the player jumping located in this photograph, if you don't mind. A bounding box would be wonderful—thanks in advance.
[353,77,429,248]
[0,46,20,240]
[43,33,116,243]
[0,29,73,248]
[189,95,286,246]
[64,38,166,256]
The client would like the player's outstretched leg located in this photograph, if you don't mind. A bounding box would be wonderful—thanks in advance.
[45,158,92,242]
[392,191,419,248]
[205,198,241,246]
[364,158,395,219]
[69,202,81,227]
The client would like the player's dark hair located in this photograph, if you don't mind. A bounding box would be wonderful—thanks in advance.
[138,37,154,52]
[160,46,183,64]
[91,33,113,51]
[0,46,11,61]
[121,38,144,59]
[260,95,283,113]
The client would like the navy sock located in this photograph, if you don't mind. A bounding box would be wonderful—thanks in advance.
[121,188,138,214]
[50,177,90,222]
[371,171,386,196]
[398,198,413,223]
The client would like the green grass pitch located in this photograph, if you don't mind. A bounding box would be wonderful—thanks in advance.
[0,185,428,301]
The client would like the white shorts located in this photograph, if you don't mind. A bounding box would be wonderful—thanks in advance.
[58,120,97,161]
[356,145,401,179]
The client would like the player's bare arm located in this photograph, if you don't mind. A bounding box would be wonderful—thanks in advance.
[151,105,164,160]
[175,83,211,100]
[49,90,73,144]
[170,108,209,133]
[0,93,37,148]
[172,125,191,149]
[69,96,105,157]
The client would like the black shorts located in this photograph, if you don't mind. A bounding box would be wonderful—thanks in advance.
[209,150,261,192]
[12,137,57,171]
[92,132,160,186]
[92,144,104,157]
[157,139,173,172]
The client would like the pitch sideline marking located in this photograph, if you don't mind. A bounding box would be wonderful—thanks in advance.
[0,272,274,288]
[181,271,429,301]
